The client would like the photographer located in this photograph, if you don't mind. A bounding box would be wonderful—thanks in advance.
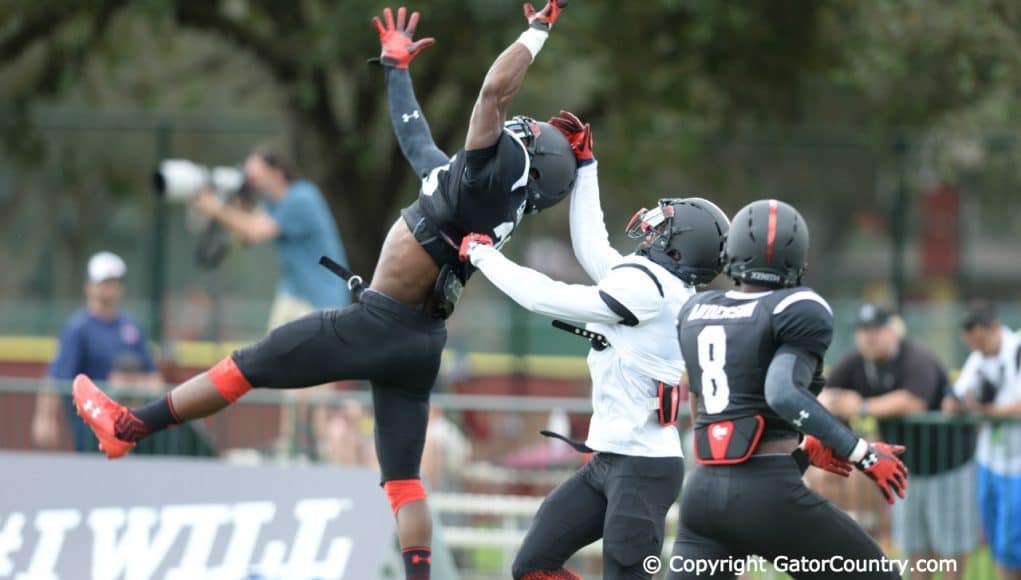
[192,146,349,326]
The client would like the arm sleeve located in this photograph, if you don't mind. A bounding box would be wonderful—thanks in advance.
[385,68,450,178]
[765,294,864,459]
[272,187,318,239]
[953,353,983,399]
[470,244,626,324]
[765,346,864,459]
[568,162,623,283]
[49,323,83,380]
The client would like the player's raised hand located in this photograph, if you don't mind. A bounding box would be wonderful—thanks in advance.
[371,6,435,69]
[548,110,594,166]
[459,233,494,263]
[524,0,568,31]
[801,435,853,477]
[855,441,909,505]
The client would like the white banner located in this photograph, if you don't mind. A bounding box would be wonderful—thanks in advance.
[0,451,394,579]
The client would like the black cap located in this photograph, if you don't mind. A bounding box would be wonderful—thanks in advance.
[961,300,998,331]
[856,303,893,328]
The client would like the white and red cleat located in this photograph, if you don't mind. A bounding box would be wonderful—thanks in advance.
[72,374,136,459]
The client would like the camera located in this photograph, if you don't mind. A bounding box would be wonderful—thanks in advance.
[153,159,249,202]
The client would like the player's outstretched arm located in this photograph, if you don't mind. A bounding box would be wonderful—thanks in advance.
[763,346,909,504]
[458,234,658,326]
[372,6,449,178]
[465,1,566,151]
[549,111,623,283]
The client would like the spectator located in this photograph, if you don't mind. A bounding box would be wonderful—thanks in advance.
[191,145,350,322]
[31,252,162,452]
[948,301,1021,579]
[192,146,350,456]
[319,399,375,467]
[823,303,978,579]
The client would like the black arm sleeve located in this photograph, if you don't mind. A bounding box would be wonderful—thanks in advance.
[385,68,450,178]
[764,347,862,459]
[766,295,862,459]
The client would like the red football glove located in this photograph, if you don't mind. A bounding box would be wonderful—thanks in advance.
[548,110,594,166]
[524,0,568,31]
[855,441,909,505]
[458,233,493,263]
[371,6,435,69]
[801,435,853,477]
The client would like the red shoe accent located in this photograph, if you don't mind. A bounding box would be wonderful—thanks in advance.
[72,374,135,459]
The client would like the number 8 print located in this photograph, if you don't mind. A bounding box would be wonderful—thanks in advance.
[697,325,731,414]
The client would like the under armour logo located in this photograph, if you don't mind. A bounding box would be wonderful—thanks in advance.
[411,554,431,565]
[83,399,101,419]
[402,110,421,123]
[711,424,730,440]
[792,410,809,428]
[860,452,878,469]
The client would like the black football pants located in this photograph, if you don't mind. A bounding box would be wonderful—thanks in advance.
[513,453,684,579]
[667,455,900,579]
[231,289,447,482]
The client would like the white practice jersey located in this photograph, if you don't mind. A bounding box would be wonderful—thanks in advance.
[470,162,691,458]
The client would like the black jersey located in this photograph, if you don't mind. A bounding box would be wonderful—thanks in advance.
[677,287,834,441]
[401,130,530,272]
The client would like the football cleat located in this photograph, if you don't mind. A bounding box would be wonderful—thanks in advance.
[72,374,135,459]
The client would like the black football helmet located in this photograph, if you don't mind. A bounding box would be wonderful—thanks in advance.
[628,197,730,285]
[724,199,808,288]
[505,116,576,213]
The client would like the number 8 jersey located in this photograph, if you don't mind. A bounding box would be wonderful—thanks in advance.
[677,287,834,442]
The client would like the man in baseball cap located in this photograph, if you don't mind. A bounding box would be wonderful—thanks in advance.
[32,252,163,452]
[824,302,979,577]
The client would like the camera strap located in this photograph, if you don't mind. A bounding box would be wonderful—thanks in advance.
[319,256,366,301]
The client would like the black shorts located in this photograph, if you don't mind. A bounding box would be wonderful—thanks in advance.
[513,453,684,580]
[232,289,447,481]
[668,455,899,579]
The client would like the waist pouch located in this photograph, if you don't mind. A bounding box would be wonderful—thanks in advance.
[433,263,465,320]
[657,382,681,426]
[693,415,765,465]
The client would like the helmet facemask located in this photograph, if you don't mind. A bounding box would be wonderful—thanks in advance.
[629,198,729,286]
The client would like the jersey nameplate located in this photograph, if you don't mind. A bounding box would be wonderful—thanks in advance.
[687,302,757,322]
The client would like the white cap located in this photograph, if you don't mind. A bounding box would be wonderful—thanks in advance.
[87,251,126,283]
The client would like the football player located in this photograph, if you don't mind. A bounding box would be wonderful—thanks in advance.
[460,112,730,579]
[71,3,572,579]
[668,199,909,579]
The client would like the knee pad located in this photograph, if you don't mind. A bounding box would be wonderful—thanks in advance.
[208,356,253,403]
[383,478,427,515]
